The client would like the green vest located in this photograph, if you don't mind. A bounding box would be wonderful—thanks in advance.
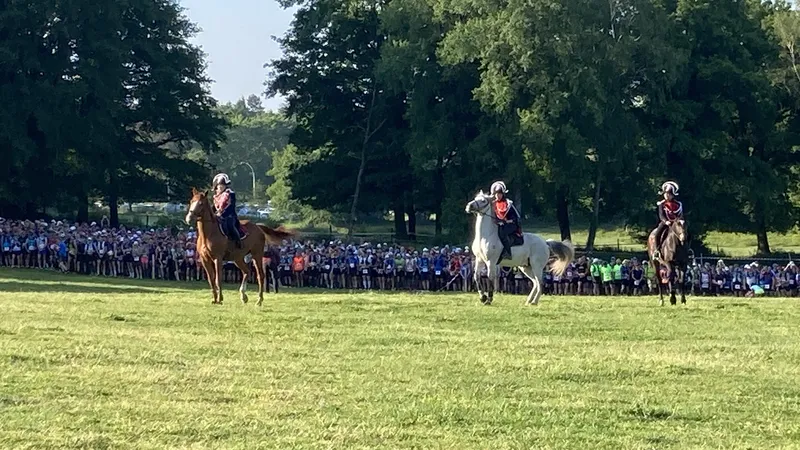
[601,265,613,282]
[613,264,622,280]
[590,264,600,277]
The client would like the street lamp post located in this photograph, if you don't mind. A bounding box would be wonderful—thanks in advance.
[237,161,257,201]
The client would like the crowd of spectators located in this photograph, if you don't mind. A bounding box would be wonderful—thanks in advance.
[2,218,798,297]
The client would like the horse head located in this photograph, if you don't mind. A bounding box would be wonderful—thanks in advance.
[671,219,687,245]
[465,190,492,215]
[185,188,213,225]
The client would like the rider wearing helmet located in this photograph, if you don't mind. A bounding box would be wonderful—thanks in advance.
[490,181,520,261]
[212,173,242,248]
[655,180,683,248]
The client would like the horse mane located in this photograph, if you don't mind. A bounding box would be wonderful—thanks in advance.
[662,221,688,263]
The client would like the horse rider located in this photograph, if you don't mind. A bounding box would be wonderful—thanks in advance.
[490,181,521,261]
[655,180,684,251]
[212,173,242,248]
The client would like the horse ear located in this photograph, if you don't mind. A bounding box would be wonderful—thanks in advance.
[679,219,685,226]
[203,190,209,197]
[191,187,198,196]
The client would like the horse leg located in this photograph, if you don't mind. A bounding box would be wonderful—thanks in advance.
[474,259,488,304]
[656,269,665,307]
[233,258,250,304]
[214,259,224,304]
[255,259,266,306]
[519,265,541,306]
[669,269,677,305]
[679,267,687,304]
[200,259,218,304]
[485,263,497,305]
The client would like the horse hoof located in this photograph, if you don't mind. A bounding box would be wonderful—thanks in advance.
[241,294,249,304]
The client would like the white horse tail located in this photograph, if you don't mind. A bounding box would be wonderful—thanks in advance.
[547,240,575,277]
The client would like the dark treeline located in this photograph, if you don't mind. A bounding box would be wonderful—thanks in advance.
[3,0,800,254]
[0,0,225,226]
[266,0,800,254]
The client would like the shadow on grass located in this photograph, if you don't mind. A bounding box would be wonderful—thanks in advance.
[0,280,160,295]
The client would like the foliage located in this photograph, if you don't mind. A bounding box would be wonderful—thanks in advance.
[205,95,294,203]
[266,0,800,253]
[0,0,225,225]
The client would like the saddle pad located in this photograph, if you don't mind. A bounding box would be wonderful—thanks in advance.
[217,222,249,240]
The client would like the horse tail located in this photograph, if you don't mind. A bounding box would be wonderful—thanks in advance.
[547,240,575,277]
[257,224,295,244]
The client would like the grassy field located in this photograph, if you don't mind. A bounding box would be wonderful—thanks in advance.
[2,269,800,449]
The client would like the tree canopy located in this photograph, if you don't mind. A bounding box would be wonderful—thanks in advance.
[4,0,800,254]
[0,0,225,226]
[266,0,800,253]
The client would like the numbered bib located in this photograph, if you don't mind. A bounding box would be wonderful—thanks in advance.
[2,246,8,252]
[422,268,429,273]
[764,284,771,290]
[633,280,640,286]
[734,284,741,290]
[435,270,442,276]
[362,269,369,275]
[349,263,355,268]
[324,265,331,270]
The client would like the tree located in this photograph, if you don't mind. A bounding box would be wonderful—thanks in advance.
[0,0,226,225]
[378,0,494,237]
[635,0,799,254]
[437,0,675,249]
[206,102,294,203]
[267,0,412,237]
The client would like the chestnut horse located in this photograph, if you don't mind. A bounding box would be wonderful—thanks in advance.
[184,188,293,305]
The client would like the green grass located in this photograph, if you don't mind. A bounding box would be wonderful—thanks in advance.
[2,269,800,449]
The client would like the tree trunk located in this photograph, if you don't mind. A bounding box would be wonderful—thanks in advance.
[406,193,417,241]
[514,189,522,219]
[756,216,771,255]
[556,183,571,241]
[108,171,120,229]
[586,170,602,252]
[347,84,386,240]
[76,192,89,224]
[392,197,407,239]
[433,155,444,237]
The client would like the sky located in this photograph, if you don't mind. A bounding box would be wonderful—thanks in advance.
[179,0,295,111]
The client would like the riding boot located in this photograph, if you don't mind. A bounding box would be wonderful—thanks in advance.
[227,218,242,248]
[497,235,510,265]
[232,228,242,249]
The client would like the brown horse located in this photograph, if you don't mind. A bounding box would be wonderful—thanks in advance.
[184,188,293,305]
[648,219,689,306]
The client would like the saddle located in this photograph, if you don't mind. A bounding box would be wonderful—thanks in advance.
[509,232,524,247]
[218,220,249,241]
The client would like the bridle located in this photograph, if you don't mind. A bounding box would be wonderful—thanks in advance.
[466,195,495,219]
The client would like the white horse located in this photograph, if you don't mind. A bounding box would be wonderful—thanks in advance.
[465,191,575,305]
